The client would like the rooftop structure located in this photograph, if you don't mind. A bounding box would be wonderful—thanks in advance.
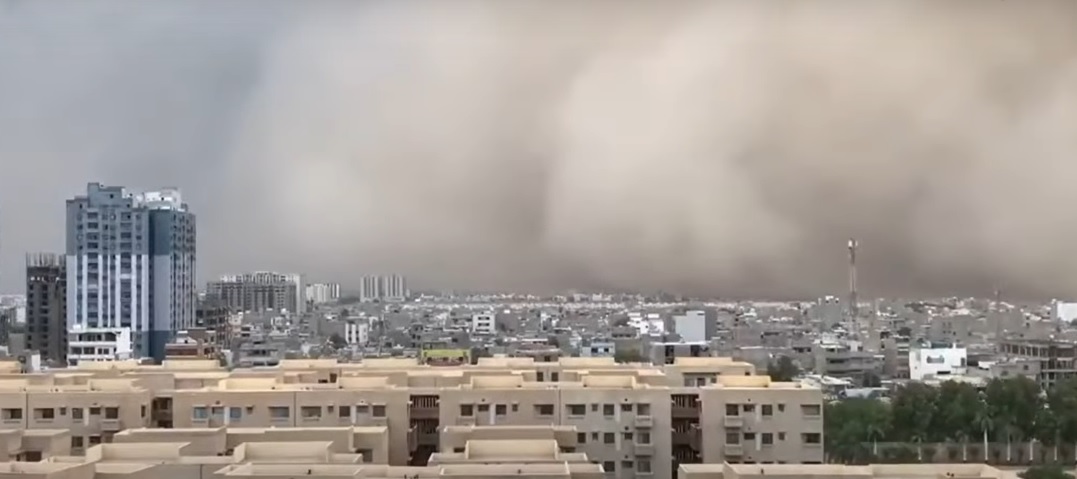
[0,356,823,478]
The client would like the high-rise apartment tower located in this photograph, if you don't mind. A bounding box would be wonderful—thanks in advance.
[25,253,67,364]
[65,183,196,361]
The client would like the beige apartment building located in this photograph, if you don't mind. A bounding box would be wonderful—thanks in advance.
[0,355,824,479]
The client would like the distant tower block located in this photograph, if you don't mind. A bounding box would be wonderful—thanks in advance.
[847,238,859,320]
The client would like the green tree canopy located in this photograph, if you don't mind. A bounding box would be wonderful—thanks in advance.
[767,355,800,382]
[1021,465,1074,479]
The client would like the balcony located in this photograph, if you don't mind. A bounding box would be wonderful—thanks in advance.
[723,416,744,428]
[671,427,701,451]
[409,395,440,420]
[634,443,655,456]
[724,444,744,457]
[101,418,122,431]
[634,416,653,428]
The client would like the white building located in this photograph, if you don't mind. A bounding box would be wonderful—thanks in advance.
[673,310,716,343]
[357,275,409,302]
[305,283,341,304]
[471,313,495,335]
[909,344,968,380]
[67,325,133,366]
[343,321,369,345]
[1053,301,1077,323]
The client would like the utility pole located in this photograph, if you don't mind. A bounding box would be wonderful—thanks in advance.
[847,238,859,324]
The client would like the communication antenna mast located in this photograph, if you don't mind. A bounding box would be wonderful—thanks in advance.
[847,238,859,322]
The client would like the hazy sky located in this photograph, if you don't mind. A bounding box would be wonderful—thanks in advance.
[1,0,1076,299]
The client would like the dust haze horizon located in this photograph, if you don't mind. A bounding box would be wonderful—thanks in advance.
[1,0,1076,300]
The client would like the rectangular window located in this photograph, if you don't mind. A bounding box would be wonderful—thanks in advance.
[726,432,741,444]
[495,404,507,416]
[192,407,208,420]
[229,407,243,420]
[460,405,473,417]
[372,405,386,417]
[726,404,739,416]
[762,433,774,445]
[637,403,650,416]
[567,404,586,416]
[338,406,351,418]
[577,432,587,444]
[604,433,615,444]
[603,404,615,417]
[301,406,322,419]
[269,406,290,419]
[1,408,22,420]
[803,433,822,444]
[762,404,773,416]
[801,404,822,416]
[535,404,554,416]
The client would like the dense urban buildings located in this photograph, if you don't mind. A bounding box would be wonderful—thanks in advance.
[207,271,304,314]
[0,355,824,479]
[305,282,341,305]
[23,253,66,364]
[358,274,408,302]
[65,183,197,362]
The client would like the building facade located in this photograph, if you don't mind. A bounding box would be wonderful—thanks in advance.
[305,283,341,305]
[0,355,824,479]
[358,275,409,302]
[24,253,67,364]
[208,272,304,314]
[65,183,196,361]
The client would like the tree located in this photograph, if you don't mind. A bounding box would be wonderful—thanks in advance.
[1046,379,1077,462]
[614,346,646,364]
[767,356,800,382]
[328,333,347,350]
[986,376,1042,462]
[932,381,983,461]
[890,382,938,443]
[825,399,890,463]
[1021,465,1073,479]
[861,371,883,388]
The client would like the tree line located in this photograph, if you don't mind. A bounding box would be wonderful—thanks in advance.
[826,376,1077,464]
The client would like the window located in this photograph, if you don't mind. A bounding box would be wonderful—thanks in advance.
[535,404,554,416]
[512,404,519,413]
[338,405,351,418]
[301,406,322,419]
[89,435,101,445]
[495,404,507,416]
[777,403,786,412]
[726,404,739,416]
[71,436,84,448]
[567,404,586,416]
[72,408,84,420]
[803,433,822,444]
[372,405,386,417]
[778,432,786,441]
[591,404,598,412]
[551,372,560,382]
[537,372,545,382]
[460,405,474,417]
[743,404,755,413]
[602,461,616,472]
[269,406,290,419]
[477,404,489,413]
[230,407,243,420]
[1,408,22,420]
[89,407,101,416]
[621,403,632,412]
[726,432,741,444]
[744,432,756,441]
[622,461,634,471]
[604,433,615,444]
[801,404,822,416]
[637,458,652,473]
[104,407,119,419]
[192,407,208,420]
[637,430,651,444]
[762,433,773,445]
[355,405,369,415]
[603,404,615,417]
[762,404,773,417]
[637,403,651,416]
[623,432,634,441]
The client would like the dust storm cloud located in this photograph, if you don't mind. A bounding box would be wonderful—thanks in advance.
[2,1,1077,298]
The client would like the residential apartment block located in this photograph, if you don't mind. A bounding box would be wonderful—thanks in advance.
[0,356,824,479]
[208,272,304,315]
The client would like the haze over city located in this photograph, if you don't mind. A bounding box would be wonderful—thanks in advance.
[1,0,1076,298]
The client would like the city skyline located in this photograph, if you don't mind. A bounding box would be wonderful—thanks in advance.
[2,1,1077,299]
